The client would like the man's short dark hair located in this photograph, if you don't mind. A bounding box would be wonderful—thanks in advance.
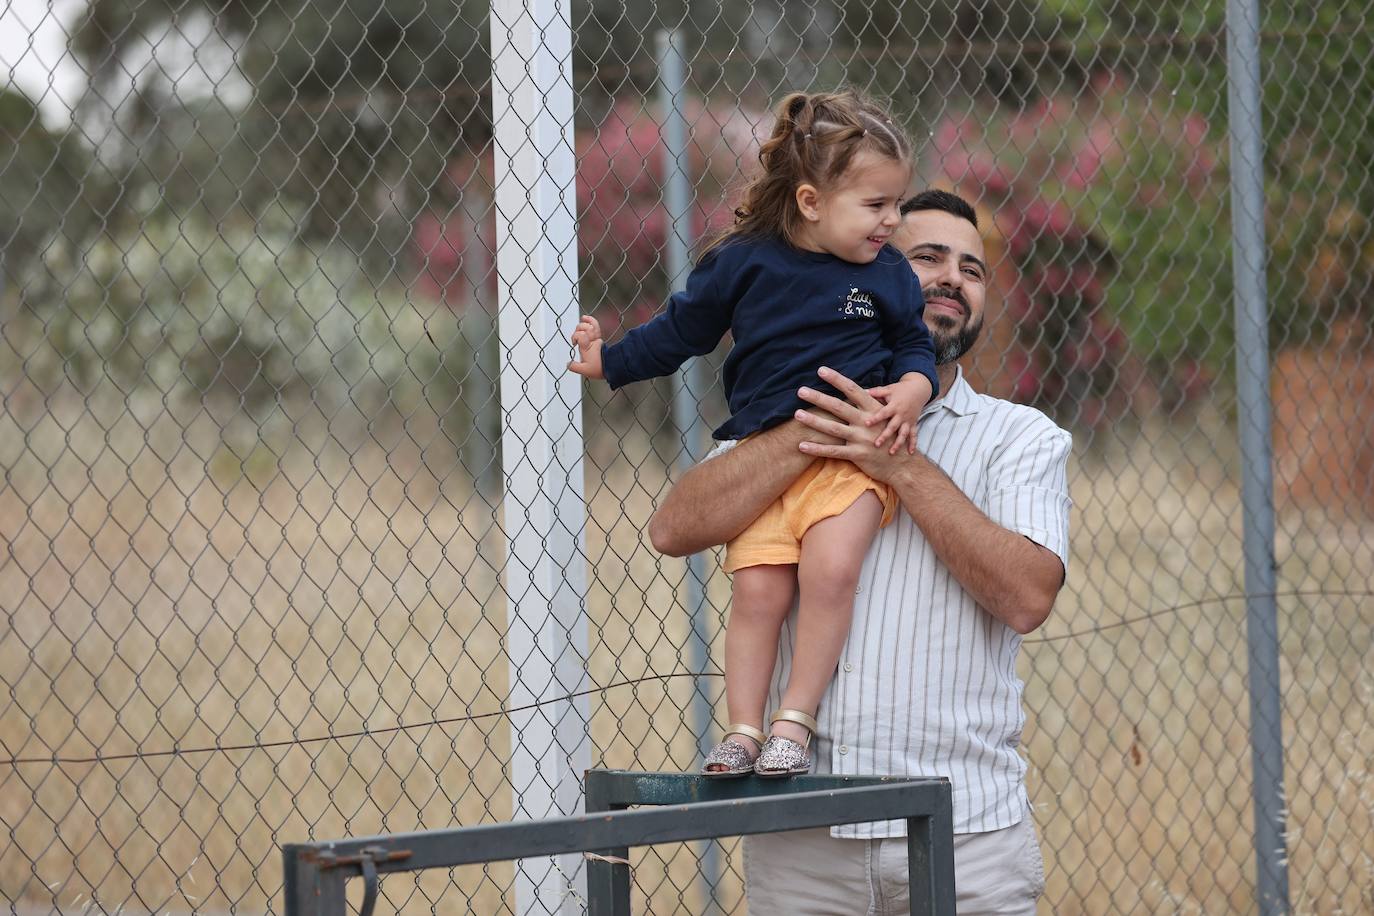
[900,189,978,228]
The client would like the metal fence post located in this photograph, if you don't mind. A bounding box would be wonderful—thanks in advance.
[490,0,591,911]
[282,844,347,916]
[1224,0,1290,911]
[656,27,723,912]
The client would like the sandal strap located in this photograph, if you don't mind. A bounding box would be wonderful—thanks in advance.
[724,723,768,746]
[769,708,818,736]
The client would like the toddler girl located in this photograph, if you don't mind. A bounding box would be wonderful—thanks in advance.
[568,90,937,777]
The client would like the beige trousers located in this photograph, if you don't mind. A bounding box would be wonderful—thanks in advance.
[743,815,1045,916]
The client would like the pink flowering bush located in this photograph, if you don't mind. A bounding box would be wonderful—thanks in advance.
[410,81,1269,430]
[928,78,1233,421]
[411,102,763,339]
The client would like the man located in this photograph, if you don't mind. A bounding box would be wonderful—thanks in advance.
[648,189,1072,914]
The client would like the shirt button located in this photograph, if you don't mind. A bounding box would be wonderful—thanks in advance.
[843,663,853,672]
[854,585,862,595]
[838,745,848,755]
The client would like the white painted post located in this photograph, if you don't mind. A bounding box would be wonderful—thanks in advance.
[489,0,590,911]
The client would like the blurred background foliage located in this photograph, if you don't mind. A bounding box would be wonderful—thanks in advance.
[2,0,1371,431]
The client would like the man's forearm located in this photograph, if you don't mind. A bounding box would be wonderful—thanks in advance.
[648,420,815,556]
[889,455,1063,634]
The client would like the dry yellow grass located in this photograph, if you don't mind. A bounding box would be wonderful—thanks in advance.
[1,383,1370,914]
[1026,408,1374,914]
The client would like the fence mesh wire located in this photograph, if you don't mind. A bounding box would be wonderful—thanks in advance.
[1,0,1372,912]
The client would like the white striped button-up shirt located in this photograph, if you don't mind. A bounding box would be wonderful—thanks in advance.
[722,367,1073,837]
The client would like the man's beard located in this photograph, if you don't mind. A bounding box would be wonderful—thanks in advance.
[923,287,984,365]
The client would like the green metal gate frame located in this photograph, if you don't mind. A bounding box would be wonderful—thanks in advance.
[281,771,955,915]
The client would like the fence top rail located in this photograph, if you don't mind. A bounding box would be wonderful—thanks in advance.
[282,779,951,876]
[583,769,945,808]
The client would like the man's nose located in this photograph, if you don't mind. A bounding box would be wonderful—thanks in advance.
[935,261,963,289]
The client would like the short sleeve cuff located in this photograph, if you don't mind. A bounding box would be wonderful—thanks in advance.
[987,485,1072,573]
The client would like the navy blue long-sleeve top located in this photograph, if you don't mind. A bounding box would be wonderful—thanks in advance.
[601,235,938,441]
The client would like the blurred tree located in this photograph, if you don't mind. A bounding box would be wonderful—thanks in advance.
[928,82,1232,421]
[69,0,492,262]
[55,0,1371,434]
[1043,0,1374,346]
[0,89,108,294]
[63,0,1091,240]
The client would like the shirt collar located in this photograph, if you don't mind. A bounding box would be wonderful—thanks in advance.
[923,365,981,418]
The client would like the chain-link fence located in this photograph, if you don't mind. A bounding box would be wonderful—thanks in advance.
[1,0,1371,911]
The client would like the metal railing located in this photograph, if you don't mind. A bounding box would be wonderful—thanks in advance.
[282,773,954,916]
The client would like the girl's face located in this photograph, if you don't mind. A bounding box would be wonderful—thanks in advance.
[795,150,910,263]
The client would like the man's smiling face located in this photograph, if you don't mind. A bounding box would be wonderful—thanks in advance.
[891,207,988,364]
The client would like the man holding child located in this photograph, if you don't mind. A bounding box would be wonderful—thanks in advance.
[649,189,1073,915]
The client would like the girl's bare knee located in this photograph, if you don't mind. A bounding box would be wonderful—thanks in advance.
[732,566,796,623]
[798,545,867,596]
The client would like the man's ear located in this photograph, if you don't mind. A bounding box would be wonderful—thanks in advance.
[795,183,822,222]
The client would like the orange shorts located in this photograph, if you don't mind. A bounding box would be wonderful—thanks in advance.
[723,458,897,573]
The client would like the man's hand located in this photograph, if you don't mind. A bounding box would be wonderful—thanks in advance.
[792,366,913,483]
[568,314,605,379]
[865,372,933,455]
[794,367,1066,635]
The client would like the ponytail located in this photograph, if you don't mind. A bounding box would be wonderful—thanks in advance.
[700,89,912,259]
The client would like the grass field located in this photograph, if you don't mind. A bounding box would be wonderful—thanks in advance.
[1,381,1370,914]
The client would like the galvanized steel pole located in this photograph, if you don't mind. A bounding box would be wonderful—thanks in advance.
[656,28,723,910]
[1224,0,1290,911]
[490,0,591,911]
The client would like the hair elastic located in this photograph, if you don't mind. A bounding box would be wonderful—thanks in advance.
[803,132,813,140]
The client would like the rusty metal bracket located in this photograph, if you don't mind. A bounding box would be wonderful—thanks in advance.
[314,846,412,916]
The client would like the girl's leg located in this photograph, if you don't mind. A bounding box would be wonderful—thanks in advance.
[772,491,884,746]
[711,563,797,767]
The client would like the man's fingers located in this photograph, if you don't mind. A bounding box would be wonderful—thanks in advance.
[796,386,863,423]
[817,366,880,410]
[797,440,854,461]
[795,408,869,442]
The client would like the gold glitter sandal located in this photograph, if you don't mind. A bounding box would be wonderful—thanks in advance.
[754,708,818,778]
[701,724,767,778]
